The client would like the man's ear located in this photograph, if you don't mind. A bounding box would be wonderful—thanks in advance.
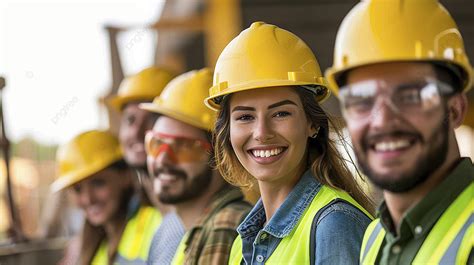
[448,93,468,129]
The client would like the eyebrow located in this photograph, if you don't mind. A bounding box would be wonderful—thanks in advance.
[268,100,297,109]
[232,100,298,113]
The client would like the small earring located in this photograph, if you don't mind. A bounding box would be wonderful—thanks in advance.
[311,127,320,138]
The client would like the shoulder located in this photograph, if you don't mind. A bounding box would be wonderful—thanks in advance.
[313,201,371,264]
[317,200,372,228]
[211,199,252,230]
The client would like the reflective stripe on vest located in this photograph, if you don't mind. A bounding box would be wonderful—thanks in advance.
[171,232,188,265]
[360,182,473,265]
[228,185,373,265]
[360,221,385,265]
[91,206,162,264]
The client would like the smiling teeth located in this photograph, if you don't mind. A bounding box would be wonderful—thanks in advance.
[375,140,410,152]
[252,148,283,158]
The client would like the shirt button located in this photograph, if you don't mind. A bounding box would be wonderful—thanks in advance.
[256,255,265,262]
[414,225,423,235]
[392,245,401,254]
[260,233,268,241]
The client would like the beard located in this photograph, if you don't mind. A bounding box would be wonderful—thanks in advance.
[356,112,449,193]
[155,163,213,204]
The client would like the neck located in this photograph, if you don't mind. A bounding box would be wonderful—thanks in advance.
[259,165,305,222]
[175,172,225,230]
[384,151,460,233]
[103,217,126,245]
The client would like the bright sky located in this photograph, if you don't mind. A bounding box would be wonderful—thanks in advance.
[0,0,165,145]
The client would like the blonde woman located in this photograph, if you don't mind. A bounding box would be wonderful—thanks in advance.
[206,22,374,264]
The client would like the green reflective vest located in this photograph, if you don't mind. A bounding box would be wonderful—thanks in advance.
[228,185,373,265]
[360,182,473,265]
[91,206,162,265]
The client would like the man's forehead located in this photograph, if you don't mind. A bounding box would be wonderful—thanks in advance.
[122,101,147,113]
[347,62,436,84]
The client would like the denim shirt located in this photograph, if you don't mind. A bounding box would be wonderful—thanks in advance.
[236,170,371,265]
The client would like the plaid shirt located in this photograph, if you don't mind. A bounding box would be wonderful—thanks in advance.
[180,184,252,265]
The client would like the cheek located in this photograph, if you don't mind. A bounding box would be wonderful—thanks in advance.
[118,125,130,143]
[94,186,116,204]
[69,192,82,208]
[346,121,366,146]
[181,161,208,178]
[285,124,309,157]
[230,125,248,162]
[147,156,155,172]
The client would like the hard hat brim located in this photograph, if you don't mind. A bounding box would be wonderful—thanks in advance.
[50,154,123,193]
[205,80,330,111]
[139,103,213,131]
[106,95,156,112]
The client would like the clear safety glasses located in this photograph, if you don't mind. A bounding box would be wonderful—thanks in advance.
[339,78,454,121]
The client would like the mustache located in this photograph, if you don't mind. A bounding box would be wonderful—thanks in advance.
[363,131,423,150]
[152,165,187,180]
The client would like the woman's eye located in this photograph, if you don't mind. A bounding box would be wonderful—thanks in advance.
[273,111,291,118]
[73,184,81,193]
[235,114,254,121]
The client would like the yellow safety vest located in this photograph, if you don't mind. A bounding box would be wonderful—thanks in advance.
[228,185,373,265]
[360,182,474,265]
[91,206,162,265]
[171,233,188,265]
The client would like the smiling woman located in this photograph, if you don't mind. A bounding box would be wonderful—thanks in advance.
[51,130,162,265]
[207,22,375,264]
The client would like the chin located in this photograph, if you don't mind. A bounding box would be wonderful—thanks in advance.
[126,155,146,167]
[87,216,106,226]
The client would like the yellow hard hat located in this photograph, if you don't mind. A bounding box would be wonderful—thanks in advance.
[107,66,176,111]
[140,68,216,131]
[51,130,124,193]
[205,21,329,111]
[326,0,473,95]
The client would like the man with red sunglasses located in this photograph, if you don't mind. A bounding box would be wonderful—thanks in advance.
[140,68,251,265]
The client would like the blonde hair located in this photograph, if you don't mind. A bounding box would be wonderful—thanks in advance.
[213,88,374,213]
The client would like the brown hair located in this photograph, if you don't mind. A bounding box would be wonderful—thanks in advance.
[213,87,374,213]
[77,160,134,265]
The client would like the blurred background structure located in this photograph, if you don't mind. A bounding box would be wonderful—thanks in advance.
[0,0,472,264]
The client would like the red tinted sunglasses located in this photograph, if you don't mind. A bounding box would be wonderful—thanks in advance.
[145,131,211,163]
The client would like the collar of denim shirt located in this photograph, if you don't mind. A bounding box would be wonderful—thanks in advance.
[237,169,322,239]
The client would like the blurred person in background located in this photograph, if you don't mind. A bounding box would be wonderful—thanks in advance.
[108,66,189,265]
[107,66,176,212]
[51,130,161,265]
[326,0,474,264]
[140,68,252,265]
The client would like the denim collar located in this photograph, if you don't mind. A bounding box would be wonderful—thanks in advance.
[237,169,322,239]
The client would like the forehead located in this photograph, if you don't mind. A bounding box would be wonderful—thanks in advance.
[230,86,302,108]
[346,62,437,85]
[122,102,149,116]
[152,115,206,139]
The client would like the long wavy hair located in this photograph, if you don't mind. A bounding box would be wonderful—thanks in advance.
[213,87,374,213]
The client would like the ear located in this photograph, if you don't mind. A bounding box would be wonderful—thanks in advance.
[308,123,319,138]
[447,93,468,129]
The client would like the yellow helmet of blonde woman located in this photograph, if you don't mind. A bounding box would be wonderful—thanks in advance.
[205,21,329,111]
[107,66,176,111]
[140,68,216,131]
[326,0,473,95]
[51,130,123,193]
